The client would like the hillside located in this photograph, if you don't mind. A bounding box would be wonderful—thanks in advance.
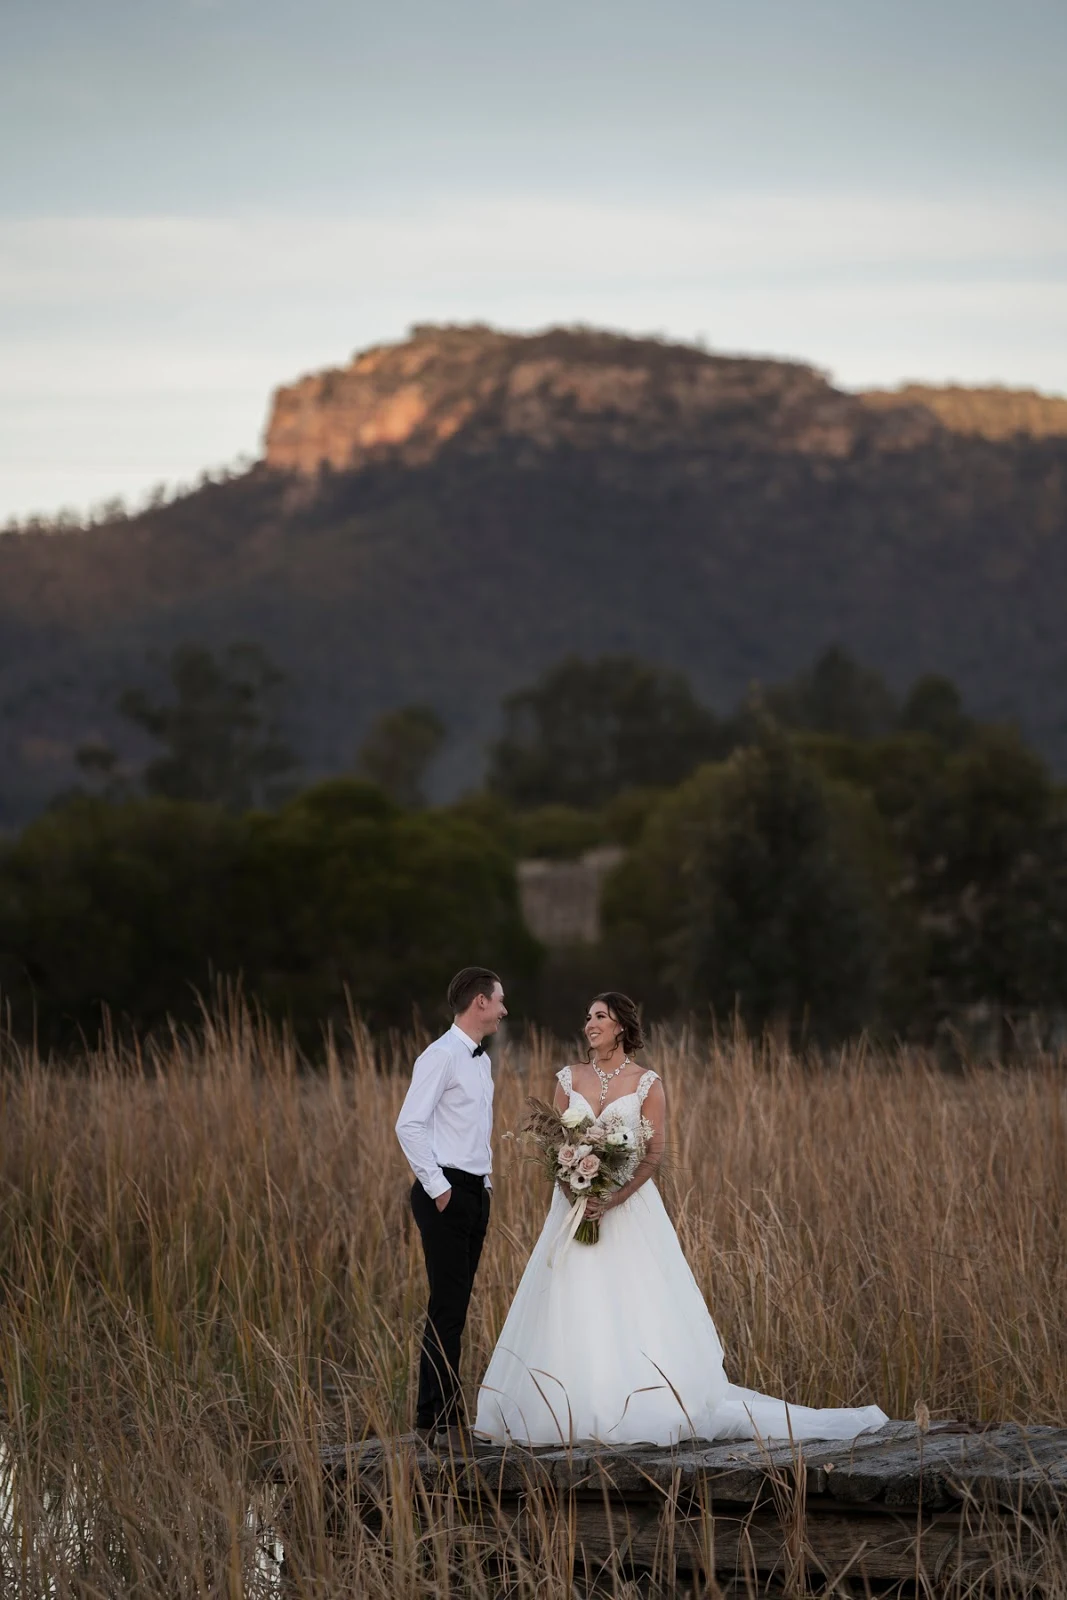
[1,324,1066,826]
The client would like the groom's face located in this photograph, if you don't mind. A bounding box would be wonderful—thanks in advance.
[478,981,507,1035]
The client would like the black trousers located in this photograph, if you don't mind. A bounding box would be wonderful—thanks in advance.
[410,1169,490,1431]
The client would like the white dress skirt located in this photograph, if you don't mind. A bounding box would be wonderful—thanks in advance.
[475,1068,888,1447]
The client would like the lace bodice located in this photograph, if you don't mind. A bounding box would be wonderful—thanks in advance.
[556,1064,658,1132]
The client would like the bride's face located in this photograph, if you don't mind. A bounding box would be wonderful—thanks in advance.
[585,1002,622,1053]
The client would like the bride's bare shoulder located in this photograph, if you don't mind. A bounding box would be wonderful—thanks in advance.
[556,1061,599,1101]
[568,1060,601,1088]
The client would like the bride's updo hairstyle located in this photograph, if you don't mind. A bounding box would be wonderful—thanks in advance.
[587,991,645,1057]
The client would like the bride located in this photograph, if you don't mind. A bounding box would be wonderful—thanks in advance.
[475,992,888,1447]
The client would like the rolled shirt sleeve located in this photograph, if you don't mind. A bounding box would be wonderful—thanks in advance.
[395,1044,454,1199]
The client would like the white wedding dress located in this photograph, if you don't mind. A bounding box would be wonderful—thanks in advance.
[475,1068,888,1447]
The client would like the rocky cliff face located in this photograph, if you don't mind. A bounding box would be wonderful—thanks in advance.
[861,383,1067,442]
[264,324,948,476]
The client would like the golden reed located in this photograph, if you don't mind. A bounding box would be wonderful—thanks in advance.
[1,1003,1064,1595]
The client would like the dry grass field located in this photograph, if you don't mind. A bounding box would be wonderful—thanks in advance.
[1,1006,1065,1596]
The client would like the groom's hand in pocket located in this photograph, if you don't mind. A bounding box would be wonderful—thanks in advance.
[435,1188,452,1212]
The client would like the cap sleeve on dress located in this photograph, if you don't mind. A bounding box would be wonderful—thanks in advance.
[636,1069,659,1104]
[556,1065,573,1094]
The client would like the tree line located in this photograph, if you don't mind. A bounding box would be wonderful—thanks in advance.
[1,642,1065,1052]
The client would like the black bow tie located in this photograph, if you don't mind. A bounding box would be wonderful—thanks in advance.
[471,1044,485,1058]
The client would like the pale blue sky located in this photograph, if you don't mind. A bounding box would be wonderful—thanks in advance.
[2,0,1065,520]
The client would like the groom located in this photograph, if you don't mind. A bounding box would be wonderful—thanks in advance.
[395,966,507,1446]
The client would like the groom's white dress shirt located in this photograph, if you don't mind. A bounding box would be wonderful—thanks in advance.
[395,1023,494,1200]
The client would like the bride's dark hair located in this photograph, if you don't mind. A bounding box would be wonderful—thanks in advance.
[586,992,645,1057]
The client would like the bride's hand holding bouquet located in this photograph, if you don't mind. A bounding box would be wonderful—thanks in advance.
[523,1097,649,1249]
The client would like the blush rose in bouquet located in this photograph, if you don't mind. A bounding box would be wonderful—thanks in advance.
[522,1096,648,1248]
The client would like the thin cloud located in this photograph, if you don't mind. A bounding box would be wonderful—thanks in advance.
[2,192,1065,304]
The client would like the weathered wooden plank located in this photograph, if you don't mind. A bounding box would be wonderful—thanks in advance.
[457,1501,1048,1587]
[322,1422,1067,1517]
[303,1422,1067,1584]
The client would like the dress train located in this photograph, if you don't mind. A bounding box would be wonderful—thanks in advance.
[475,1070,887,1446]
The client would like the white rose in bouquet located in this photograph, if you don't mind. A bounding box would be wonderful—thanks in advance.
[522,1085,651,1255]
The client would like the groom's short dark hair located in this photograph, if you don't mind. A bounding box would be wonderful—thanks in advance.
[448,967,500,1016]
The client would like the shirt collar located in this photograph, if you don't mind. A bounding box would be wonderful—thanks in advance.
[450,1022,483,1056]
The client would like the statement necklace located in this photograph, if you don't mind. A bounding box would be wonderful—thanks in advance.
[593,1054,632,1108]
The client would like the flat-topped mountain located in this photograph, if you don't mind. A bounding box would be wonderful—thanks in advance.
[265,326,1067,476]
[1,325,1066,826]
[264,324,945,475]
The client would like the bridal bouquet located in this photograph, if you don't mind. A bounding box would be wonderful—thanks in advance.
[522,1098,648,1249]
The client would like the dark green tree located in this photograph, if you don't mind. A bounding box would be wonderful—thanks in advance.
[488,654,724,809]
[602,733,885,1042]
[0,780,541,1050]
[354,704,445,808]
[900,727,1067,1028]
[796,723,1067,1036]
[63,738,135,805]
[73,739,123,787]
[897,674,974,748]
[0,796,243,1039]
[764,645,899,741]
[794,728,958,865]
[119,642,296,810]
[234,779,540,1029]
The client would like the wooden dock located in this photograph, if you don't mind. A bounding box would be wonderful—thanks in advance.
[308,1421,1067,1591]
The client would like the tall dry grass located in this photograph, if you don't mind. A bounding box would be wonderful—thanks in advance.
[0,1005,1065,1596]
